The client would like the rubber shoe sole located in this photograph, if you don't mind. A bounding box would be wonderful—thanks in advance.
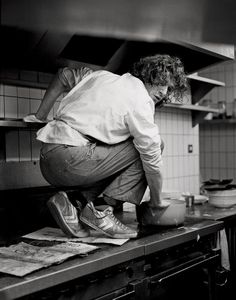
[47,192,89,238]
[80,204,137,239]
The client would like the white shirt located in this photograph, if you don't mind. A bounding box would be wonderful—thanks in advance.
[37,68,163,174]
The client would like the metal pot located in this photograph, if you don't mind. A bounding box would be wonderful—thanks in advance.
[137,199,186,226]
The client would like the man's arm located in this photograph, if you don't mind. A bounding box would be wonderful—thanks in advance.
[126,103,168,208]
[35,74,66,121]
[24,66,94,122]
[145,172,166,208]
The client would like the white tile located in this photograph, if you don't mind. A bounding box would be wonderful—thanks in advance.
[162,158,167,178]
[177,135,183,155]
[220,169,228,180]
[29,88,42,99]
[194,135,199,155]
[227,169,234,180]
[199,154,205,169]
[165,113,173,134]
[162,178,170,190]
[19,131,31,161]
[167,157,173,178]
[164,134,172,156]
[194,155,200,176]
[17,87,30,98]
[31,131,41,161]
[184,176,190,192]
[172,135,179,156]
[219,136,227,152]
[219,154,227,168]
[212,152,220,168]
[218,87,226,101]
[184,156,190,176]
[173,157,179,178]
[30,99,41,113]
[0,95,4,118]
[211,88,218,101]
[205,153,212,168]
[205,168,213,180]
[225,70,233,86]
[212,136,220,152]
[211,168,220,180]
[4,85,17,97]
[5,130,19,162]
[172,114,178,135]
[226,153,234,169]
[18,98,30,118]
[218,71,225,82]
[5,96,18,118]
[234,136,236,150]
[184,135,189,155]
[233,86,236,98]
[233,170,236,183]
[226,136,234,152]
[226,87,234,102]
[178,156,184,177]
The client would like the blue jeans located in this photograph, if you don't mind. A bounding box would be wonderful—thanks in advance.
[40,139,147,205]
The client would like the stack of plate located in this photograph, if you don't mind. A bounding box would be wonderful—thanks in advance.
[207,189,236,208]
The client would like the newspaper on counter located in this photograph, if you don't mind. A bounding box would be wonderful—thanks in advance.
[0,241,99,277]
[0,257,43,277]
[23,227,129,246]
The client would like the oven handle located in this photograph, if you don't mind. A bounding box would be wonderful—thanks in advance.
[150,252,220,285]
[112,290,135,300]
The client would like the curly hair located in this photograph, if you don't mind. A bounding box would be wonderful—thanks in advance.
[130,54,189,103]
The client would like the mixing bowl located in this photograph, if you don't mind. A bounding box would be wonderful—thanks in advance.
[157,199,186,226]
[138,198,186,226]
[208,189,236,208]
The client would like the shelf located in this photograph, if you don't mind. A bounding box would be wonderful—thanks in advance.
[0,103,220,129]
[0,119,45,129]
[163,103,220,127]
[0,78,50,89]
[199,118,236,125]
[164,103,219,113]
[187,74,225,104]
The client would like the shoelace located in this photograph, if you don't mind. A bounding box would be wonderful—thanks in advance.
[105,209,129,230]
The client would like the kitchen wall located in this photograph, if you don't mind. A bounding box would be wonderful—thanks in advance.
[199,59,236,183]
[0,72,200,194]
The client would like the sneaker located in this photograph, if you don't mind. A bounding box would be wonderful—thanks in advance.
[80,202,137,239]
[47,191,89,238]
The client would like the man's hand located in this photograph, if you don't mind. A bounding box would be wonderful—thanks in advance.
[153,199,170,209]
[23,114,48,123]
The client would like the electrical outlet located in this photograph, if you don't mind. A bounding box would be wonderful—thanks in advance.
[188,144,193,153]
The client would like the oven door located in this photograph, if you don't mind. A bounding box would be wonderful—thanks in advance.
[146,249,221,300]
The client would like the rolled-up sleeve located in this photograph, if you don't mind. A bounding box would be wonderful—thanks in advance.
[126,103,163,174]
[58,67,93,90]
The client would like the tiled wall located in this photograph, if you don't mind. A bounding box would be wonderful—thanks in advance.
[0,84,61,163]
[0,80,200,194]
[199,58,236,183]
[156,108,199,194]
[200,123,236,182]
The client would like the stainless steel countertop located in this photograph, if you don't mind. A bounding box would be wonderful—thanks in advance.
[0,211,223,300]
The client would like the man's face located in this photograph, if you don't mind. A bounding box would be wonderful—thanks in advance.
[146,85,169,107]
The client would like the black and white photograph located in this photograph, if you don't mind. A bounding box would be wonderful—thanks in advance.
[0,0,236,299]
